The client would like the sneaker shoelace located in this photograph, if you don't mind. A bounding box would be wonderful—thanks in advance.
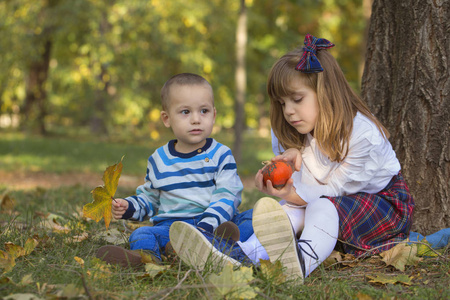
[296,239,319,277]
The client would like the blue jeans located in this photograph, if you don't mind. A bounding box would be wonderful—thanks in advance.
[129,209,254,260]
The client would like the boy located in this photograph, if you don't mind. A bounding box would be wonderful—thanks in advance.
[96,73,250,267]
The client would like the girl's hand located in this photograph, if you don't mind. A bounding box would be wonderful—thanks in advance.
[255,154,307,206]
[112,198,129,220]
[272,148,302,171]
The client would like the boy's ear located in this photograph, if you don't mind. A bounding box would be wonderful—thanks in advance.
[213,107,217,123]
[161,111,171,128]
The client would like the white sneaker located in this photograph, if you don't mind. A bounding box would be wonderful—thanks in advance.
[252,197,305,282]
[169,221,242,271]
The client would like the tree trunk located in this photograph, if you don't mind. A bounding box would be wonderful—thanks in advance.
[361,0,450,235]
[22,39,52,135]
[233,0,247,163]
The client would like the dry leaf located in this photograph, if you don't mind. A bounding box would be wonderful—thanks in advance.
[380,243,421,271]
[366,273,413,285]
[144,263,170,278]
[259,259,286,284]
[83,156,124,229]
[323,250,343,267]
[1,238,38,274]
[0,193,15,212]
[207,264,258,299]
[0,250,15,274]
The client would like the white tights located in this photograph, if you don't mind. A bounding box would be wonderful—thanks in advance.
[237,198,339,277]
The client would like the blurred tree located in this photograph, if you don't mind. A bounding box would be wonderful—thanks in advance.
[233,0,248,162]
[362,0,450,234]
[0,0,368,143]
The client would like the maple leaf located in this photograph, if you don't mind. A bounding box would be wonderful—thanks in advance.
[379,242,422,271]
[83,156,124,229]
[207,264,259,299]
[0,238,38,274]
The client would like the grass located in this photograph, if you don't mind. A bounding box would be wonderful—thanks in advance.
[0,132,449,299]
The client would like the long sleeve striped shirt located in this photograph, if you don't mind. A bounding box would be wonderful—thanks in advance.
[123,138,243,232]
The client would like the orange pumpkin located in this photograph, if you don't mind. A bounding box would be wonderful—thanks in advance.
[261,161,295,189]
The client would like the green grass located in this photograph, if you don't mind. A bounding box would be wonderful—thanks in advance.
[0,133,449,299]
[0,132,273,176]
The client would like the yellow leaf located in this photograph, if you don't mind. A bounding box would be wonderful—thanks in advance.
[367,273,413,285]
[380,243,422,271]
[259,259,286,284]
[74,256,85,267]
[4,243,25,260]
[23,238,38,256]
[83,156,124,229]
[0,193,15,212]
[0,250,16,273]
[144,263,170,278]
[415,238,439,257]
[207,264,258,299]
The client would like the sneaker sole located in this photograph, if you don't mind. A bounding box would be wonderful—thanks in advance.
[169,221,241,271]
[253,197,304,281]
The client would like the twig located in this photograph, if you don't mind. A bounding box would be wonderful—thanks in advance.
[158,269,192,300]
[314,226,448,260]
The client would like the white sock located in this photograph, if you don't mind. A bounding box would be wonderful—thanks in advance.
[299,198,339,277]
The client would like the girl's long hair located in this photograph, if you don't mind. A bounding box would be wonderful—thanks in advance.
[267,48,389,162]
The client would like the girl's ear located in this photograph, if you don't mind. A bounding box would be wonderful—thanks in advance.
[161,111,171,128]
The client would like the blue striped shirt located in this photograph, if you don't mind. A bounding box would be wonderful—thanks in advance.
[124,138,243,231]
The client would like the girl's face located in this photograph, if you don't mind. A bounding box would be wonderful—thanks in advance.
[278,79,319,135]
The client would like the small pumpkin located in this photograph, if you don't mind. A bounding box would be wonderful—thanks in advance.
[261,161,295,189]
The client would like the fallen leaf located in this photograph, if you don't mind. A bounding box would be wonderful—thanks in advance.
[259,259,286,284]
[380,243,422,271]
[415,238,440,257]
[0,193,15,212]
[74,256,85,267]
[367,273,413,285]
[207,264,259,299]
[144,263,170,278]
[0,250,15,274]
[83,156,124,229]
[323,250,343,267]
[2,293,44,300]
[19,274,33,286]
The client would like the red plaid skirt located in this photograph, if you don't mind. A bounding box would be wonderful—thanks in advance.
[324,172,414,257]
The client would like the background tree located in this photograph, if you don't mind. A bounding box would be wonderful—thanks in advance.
[362,0,449,234]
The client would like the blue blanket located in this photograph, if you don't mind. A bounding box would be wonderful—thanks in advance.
[409,228,450,249]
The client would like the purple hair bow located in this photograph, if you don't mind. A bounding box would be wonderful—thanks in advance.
[295,34,335,73]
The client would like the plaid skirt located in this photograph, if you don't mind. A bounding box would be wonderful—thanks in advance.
[324,172,414,257]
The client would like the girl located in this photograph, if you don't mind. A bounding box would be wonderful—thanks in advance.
[169,34,414,282]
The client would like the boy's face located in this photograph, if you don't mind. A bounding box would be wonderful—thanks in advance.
[161,83,216,153]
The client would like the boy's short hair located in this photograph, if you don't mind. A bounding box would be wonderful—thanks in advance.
[160,73,213,110]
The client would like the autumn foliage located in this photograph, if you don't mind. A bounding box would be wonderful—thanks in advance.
[83,156,124,229]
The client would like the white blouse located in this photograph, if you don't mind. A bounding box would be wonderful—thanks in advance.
[271,112,401,203]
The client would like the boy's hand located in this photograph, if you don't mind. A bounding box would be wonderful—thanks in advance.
[112,198,129,220]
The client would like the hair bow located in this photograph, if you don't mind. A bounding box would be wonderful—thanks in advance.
[295,34,335,73]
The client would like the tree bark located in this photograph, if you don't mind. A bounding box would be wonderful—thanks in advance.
[23,39,52,135]
[233,0,247,163]
[361,0,450,234]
